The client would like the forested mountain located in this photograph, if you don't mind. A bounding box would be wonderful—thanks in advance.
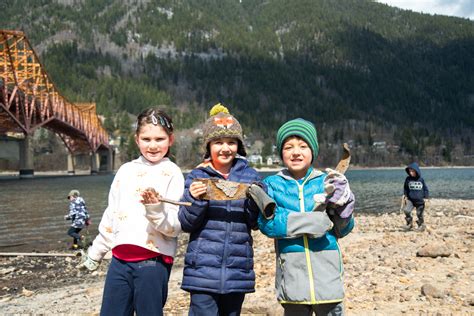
[1,0,473,167]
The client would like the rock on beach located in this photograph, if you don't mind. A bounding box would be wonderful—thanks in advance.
[1,198,473,315]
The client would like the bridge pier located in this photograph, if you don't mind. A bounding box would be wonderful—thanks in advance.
[90,152,99,175]
[67,154,75,175]
[19,135,34,178]
[105,148,114,172]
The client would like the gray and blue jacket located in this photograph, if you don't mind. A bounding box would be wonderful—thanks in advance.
[258,167,355,304]
[66,197,89,229]
[178,158,261,294]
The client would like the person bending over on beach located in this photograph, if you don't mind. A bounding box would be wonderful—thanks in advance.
[178,103,261,316]
[64,189,90,250]
[78,108,184,316]
[248,118,355,316]
[403,162,429,231]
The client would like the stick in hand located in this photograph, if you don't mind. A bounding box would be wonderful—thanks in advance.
[141,187,191,206]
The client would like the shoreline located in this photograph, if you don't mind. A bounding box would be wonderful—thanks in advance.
[1,165,473,177]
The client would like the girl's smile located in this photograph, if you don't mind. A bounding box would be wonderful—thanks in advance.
[209,137,238,174]
[135,123,174,164]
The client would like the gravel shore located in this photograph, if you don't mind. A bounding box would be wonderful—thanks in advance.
[1,198,473,315]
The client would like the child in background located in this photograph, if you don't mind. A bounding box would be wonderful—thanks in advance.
[65,189,89,250]
[78,108,184,316]
[178,104,261,316]
[403,162,429,231]
[254,118,355,315]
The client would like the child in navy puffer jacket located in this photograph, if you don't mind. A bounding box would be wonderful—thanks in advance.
[178,104,261,316]
[403,162,429,230]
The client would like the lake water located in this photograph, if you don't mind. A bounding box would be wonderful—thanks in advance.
[0,167,472,249]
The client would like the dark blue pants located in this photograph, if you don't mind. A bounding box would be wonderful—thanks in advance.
[189,291,245,316]
[67,227,82,245]
[100,256,172,316]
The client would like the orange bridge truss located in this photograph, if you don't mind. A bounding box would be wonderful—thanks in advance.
[0,29,109,153]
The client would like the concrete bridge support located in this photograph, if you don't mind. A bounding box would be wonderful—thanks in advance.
[67,154,75,175]
[19,135,34,178]
[90,152,99,175]
[108,148,114,172]
[95,148,114,173]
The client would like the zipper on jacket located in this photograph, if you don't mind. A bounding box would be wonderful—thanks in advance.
[221,199,232,291]
[296,177,317,303]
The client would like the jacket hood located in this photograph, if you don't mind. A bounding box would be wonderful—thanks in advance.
[405,162,422,178]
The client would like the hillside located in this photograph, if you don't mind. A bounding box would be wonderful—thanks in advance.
[0,0,473,167]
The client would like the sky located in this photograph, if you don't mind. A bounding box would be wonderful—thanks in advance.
[375,0,474,20]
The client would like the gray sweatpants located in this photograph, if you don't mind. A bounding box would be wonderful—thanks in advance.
[404,199,425,226]
[282,302,344,316]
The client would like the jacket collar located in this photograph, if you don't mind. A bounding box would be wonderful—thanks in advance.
[197,157,248,178]
[277,166,324,182]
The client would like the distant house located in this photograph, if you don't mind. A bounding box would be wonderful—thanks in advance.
[248,154,263,164]
[372,141,386,149]
[267,155,281,166]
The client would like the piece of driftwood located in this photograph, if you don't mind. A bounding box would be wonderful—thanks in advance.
[335,143,351,174]
[317,143,352,214]
[454,215,474,220]
[193,178,250,201]
[0,252,78,257]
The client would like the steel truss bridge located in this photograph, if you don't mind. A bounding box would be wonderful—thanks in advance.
[0,30,110,176]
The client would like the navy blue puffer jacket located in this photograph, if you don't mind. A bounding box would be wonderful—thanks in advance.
[178,158,261,294]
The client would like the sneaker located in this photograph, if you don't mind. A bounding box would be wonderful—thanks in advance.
[404,223,413,231]
[70,244,81,250]
[417,224,426,232]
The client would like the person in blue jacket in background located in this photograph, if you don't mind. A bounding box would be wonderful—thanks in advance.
[178,103,261,316]
[250,118,355,316]
[403,162,429,231]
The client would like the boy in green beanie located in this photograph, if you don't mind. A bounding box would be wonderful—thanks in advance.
[254,118,355,315]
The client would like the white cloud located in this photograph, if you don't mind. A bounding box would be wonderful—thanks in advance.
[375,0,474,20]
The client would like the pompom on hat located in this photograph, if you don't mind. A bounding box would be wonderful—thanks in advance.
[202,103,247,159]
[276,118,319,162]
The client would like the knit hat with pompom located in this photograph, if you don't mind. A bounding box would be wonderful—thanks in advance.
[202,103,246,159]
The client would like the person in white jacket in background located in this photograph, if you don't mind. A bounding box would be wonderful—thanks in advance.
[78,108,184,316]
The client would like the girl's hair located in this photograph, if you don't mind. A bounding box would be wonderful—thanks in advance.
[135,108,174,157]
[136,108,174,135]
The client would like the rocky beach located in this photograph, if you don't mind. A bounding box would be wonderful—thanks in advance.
[1,198,473,315]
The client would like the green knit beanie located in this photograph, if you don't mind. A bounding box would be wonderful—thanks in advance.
[276,118,319,161]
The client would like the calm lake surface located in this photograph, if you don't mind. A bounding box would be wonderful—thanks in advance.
[0,168,472,249]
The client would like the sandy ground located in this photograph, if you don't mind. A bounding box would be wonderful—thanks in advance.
[1,198,473,315]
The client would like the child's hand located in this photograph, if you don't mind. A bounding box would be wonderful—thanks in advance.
[141,187,161,204]
[324,168,355,218]
[324,168,352,206]
[190,181,207,200]
[77,250,100,271]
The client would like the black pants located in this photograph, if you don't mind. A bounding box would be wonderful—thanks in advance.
[189,291,245,316]
[67,227,82,245]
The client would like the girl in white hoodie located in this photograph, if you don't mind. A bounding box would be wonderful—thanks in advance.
[79,108,184,316]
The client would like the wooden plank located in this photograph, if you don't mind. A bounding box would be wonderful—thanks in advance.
[0,252,78,257]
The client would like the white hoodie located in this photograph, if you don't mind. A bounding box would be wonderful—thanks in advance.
[88,156,184,262]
